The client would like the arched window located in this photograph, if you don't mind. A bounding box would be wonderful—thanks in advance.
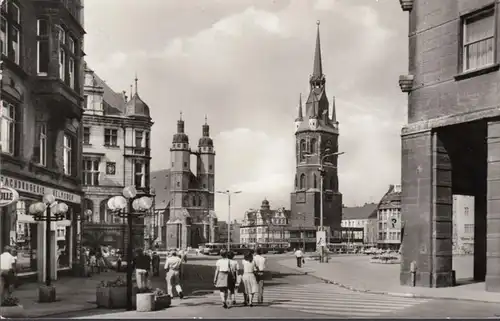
[313,174,317,188]
[299,173,306,189]
[310,138,317,155]
[299,139,306,161]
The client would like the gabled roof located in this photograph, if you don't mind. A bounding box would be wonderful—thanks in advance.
[151,169,171,210]
[342,203,378,220]
[91,72,126,115]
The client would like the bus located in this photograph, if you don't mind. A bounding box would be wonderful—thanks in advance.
[255,242,291,254]
[203,243,226,255]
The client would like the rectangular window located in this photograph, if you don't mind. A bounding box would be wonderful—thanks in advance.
[68,36,75,53]
[104,128,118,146]
[10,26,19,64]
[68,57,75,89]
[0,101,15,155]
[37,19,49,75]
[82,158,100,186]
[38,123,47,166]
[135,130,143,147]
[83,95,88,109]
[8,2,20,24]
[1,17,6,56]
[83,127,90,144]
[145,131,150,148]
[63,134,72,175]
[59,49,66,81]
[134,162,144,188]
[56,25,65,45]
[463,8,495,72]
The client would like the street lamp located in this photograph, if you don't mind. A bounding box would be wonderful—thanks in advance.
[306,149,345,263]
[79,209,93,276]
[28,193,69,302]
[216,190,242,251]
[107,186,153,311]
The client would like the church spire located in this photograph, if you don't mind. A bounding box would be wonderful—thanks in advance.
[296,93,303,121]
[177,111,185,133]
[134,72,138,95]
[310,21,326,88]
[202,115,210,137]
[331,96,337,123]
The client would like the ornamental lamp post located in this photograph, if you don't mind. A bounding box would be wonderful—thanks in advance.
[28,193,69,302]
[79,209,93,275]
[216,190,242,251]
[107,186,153,311]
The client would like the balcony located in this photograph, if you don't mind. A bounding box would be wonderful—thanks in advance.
[32,77,83,118]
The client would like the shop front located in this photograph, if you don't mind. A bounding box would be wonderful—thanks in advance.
[0,175,81,282]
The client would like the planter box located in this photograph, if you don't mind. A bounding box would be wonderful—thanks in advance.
[0,305,25,318]
[154,295,171,311]
[136,293,155,312]
[96,287,138,309]
[39,285,56,303]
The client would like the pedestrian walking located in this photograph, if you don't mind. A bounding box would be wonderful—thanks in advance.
[134,249,151,290]
[294,248,304,268]
[253,248,266,304]
[227,251,239,306]
[164,251,184,299]
[213,249,232,309]
[241,251,258,307]
[89,251,97,274]
[152,252,160,276]
[0,246,15,302]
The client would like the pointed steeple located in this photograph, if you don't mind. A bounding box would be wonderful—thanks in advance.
[331,96,337,122]
[199,114,214,148]
[296,93,303,121]
[310,21,326,88]
[313,21,323,78]
[177,111,185,133]
[134,73,139,95]
[202,115,210,137]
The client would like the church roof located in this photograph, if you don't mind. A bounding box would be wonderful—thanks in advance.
[151,169,171,211]
[342,203,378,220]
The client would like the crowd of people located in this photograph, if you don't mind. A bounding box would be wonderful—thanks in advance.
[213,248,266,309]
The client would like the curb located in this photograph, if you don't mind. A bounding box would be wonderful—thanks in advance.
[277,261,500,304]
[27,305,99,318]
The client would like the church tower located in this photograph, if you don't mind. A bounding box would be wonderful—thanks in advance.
[166,113,192,248]
[198,116,216,242]
[290,21,342,232]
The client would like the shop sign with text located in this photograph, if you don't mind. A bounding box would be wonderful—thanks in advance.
[0,186,19,207]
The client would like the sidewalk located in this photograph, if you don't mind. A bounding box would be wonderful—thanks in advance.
[12,272,121,318]
[278,255,500,303]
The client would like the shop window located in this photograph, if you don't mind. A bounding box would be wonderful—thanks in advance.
[13,200,38,274]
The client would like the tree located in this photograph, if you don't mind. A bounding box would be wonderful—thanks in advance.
[82,230,105,253]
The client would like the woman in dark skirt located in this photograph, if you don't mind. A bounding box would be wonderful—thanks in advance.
[213,249,232,308]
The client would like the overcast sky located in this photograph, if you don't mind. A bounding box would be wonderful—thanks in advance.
[84,0,408,222]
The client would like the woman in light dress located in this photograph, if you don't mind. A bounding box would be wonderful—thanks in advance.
[227,251,239,306]
[241,251,258,307]
[213,249,233,309]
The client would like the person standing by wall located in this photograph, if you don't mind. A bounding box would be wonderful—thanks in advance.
[253,248,266,304]
[164,251,184,299]
[152,252,160,276]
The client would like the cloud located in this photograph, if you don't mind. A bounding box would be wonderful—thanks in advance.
[83,0,408,221]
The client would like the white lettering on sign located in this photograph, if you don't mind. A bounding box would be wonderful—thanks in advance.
[0,187,19,207]
[0,175,81,204]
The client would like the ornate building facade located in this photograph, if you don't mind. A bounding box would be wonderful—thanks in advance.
[151,116,216,249]
[0,0,85,281]
[376,185,402,250]
[240,200,290,244]
[289,22,342,242]
[81,67,153,250]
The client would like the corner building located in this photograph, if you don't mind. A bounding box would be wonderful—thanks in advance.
[0,0,85,281]
[290,23,342,237]
[398,0,500,291]
[81,68,153,250]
